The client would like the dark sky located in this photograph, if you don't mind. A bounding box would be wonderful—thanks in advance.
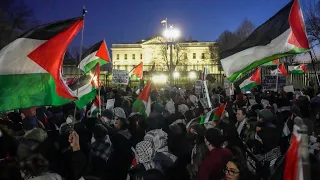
[28,0,293,51]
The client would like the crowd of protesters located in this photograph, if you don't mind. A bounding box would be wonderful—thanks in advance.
[1,83,320,180]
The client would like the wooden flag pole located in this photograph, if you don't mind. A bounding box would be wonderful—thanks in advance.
[275,61,280,92]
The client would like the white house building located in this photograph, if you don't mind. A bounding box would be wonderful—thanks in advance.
[111,36,221,74]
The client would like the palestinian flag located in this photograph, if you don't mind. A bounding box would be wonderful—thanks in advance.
[284,125,303,180]
[288,64,306,74]
[132,62,143,79]
[69,64,100,109]
[0,17,83,112]
[90,95,101,113]
[239,67,261,92]
[132,82,152,117]
[78,40,110,73]
[272,63,288,76]
[261,59,279,66]
[212,104,226,121]
[279,63,288,76]
[220,0,309,82]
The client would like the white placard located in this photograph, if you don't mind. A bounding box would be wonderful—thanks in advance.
[112,69,129,85]
[106,99,115,110]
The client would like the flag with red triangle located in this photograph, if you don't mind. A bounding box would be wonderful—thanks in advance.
[0,17,84,112]
[284,125,304,180]
[288,64,307,74]
[239,67,261,92]
[221,0,310,82]
[279,63,288,76]
[132,82,152,117]
[68,64,101,109]
[90,95,101,113]
[132,62,143,79]
[78,40,110,73]
[212,104,227,121]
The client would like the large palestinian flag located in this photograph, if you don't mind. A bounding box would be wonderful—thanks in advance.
[239,67,261,92]
[69,64,101,109]
[220,0,309,82]
[78,40,110,73]
[0,17,84,112]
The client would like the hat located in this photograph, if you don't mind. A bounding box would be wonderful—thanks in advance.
[24,128,48,143]
[205,128,223,148]
[102,109,113,119]
[255,109,273,121]
[92,124,108,140]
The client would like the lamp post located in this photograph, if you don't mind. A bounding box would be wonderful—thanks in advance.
[163,23,180,84]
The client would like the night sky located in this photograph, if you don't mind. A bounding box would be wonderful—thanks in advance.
[28,0,295,51]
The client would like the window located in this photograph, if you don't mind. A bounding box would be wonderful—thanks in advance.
[193,53,196,59]
[201,53,205,59]
[132,54,135,60]
[116,54,119,60]
[124,54,127,60]
[140,54,143,60]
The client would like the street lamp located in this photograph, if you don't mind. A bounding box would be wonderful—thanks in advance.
[163,23,180,85]
[173,71,180,79]
[189,71,197,79]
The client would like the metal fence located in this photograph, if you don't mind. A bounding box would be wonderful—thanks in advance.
[62,62,320,90]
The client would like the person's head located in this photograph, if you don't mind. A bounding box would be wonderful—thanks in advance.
[204,128,223,150]
[236,108,247,122]
[224,157,249,180]
[92,124,108,140]
[114,117,129,130]
[20,154,50,178]
[128,114,146,133]
[255,109,274,123]
[146,112,165,131]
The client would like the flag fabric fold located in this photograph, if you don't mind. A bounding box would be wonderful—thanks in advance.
[261,59,279,66]
[284,125,303,180]
[69,64,100,109]
[0,17,84,112]
[239,68,261,92]
[220,0,309,82]
[132,62,143,79]
[132,82,152,117]
[288,64,306,74]
[78,40,110,73]
[279,63,289,76]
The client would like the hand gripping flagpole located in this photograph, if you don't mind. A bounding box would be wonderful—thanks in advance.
[74,6,87,119]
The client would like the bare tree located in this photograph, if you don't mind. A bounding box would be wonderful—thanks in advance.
[304,0,320,47]
[152,37,189,71]
[0,0,36,49]
[216,18,255,51]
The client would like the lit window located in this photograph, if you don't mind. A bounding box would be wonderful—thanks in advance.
[193,53,196,59]
[132,54,135,60]
[116,54,119,60]
[201,53,205,59]
[140,54,143,59]
[125,54,127,60]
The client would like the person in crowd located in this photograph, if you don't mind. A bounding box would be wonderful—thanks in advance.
[235,108,249,141]
[197,128,233,180]
[223,156,254,180]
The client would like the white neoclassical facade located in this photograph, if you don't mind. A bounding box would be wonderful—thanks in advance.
[111,36,221,74]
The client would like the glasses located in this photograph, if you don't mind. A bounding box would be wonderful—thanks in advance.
[223,167,240,176]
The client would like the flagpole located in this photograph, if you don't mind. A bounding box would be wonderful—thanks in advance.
[275,61,280,92]
[74,6,87,119]
[98,88,102,116]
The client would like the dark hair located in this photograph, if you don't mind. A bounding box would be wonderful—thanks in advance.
[227,156,251,180]
[128,114,146,133]
[118,118,129,130]
[237,108,247,117]
[205,128,223,148]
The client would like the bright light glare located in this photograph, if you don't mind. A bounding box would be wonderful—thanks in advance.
[163,29,170,39]
[152,74,168,84]
[189,71,197,79]
[163,28,180,40]
[172,29,180,38]
[173,72,180,78]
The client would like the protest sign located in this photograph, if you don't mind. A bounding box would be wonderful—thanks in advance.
[112,69,129,85]
[262,75,286,91]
